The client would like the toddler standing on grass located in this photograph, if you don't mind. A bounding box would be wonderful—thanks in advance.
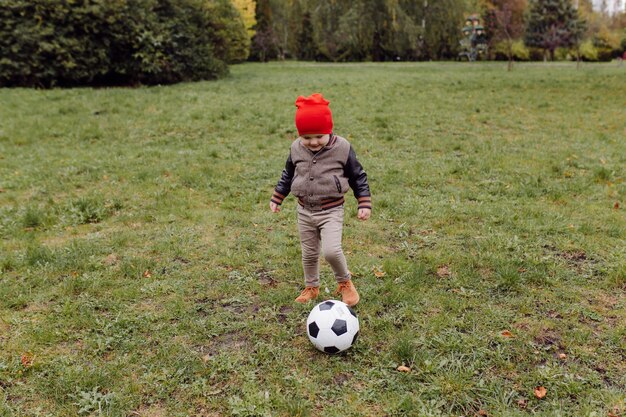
[269,93,371,307]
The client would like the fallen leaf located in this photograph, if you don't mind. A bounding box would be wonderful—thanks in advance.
[437,265,450,278]
[396,365,411,373]
[517,267,527,273]
[517,398,528,409]
[534,386,547,399]
[558,353,567,360]
[373,267,386,278]
[501,330,514,338]
[614,201,620,210]
[21,352,34,368]
[143,270,152,278]
[608,406,621,417]
[476,410,488,417]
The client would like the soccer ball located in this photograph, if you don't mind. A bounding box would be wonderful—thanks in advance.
[306,300,359,354]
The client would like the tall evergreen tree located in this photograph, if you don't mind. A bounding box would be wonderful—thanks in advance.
[525,0,585,60]
[250,0,278,61]
[296,11,316,60]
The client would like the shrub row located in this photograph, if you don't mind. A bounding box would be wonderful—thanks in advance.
[0,0,249,87]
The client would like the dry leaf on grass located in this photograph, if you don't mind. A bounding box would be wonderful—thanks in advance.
[501,330,514,338]
[21,353,34,368]
[436,265,450,278]
[396,365,411,373]
[373,267,386,278]
[534,386,547,399]
[608,406,622,417]
[517,399,528,409]
[614,201,620,209]
[143,270,152,278]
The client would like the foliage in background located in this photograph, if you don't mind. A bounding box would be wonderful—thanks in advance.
[231,0,257,37]
[248,0,471,62]
[248,0,625,63]
[0,0,248,87]
[483,0,527,68]
[524,0,587,60]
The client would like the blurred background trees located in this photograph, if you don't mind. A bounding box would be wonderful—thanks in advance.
[1,0,624,87]
[243,0,624,63]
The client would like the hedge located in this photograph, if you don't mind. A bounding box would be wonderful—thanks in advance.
[0,0,249,87]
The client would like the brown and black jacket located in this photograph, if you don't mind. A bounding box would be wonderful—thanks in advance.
[271,134,372,212]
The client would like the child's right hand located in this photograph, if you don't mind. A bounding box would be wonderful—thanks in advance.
[269,201,281,213]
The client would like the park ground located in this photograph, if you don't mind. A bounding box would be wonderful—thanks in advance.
[0,61,625,416]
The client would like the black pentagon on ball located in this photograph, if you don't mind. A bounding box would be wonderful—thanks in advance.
[352,331,359,345]
[324,346,340,354]
[308,321,320,338]
[347,306,357,318]
[319,301,335,311]
[331,319,347,336]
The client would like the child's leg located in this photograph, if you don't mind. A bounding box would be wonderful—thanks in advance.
[319,206,359,306]
[297,205,321,287]
[318,206,350,282]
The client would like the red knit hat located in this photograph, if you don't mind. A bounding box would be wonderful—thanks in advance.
[294,93,333,135]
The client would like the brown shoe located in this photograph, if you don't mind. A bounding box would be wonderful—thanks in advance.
[295,286,319,303]
[336,280,359,306]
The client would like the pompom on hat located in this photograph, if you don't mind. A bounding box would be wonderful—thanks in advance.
[294,93,333,135]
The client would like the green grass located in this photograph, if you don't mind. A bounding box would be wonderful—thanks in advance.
[0,61,625,416]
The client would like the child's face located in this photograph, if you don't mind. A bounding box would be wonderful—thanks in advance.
[300,134,330,151]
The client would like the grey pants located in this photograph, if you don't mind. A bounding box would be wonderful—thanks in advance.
[297,204,351,287]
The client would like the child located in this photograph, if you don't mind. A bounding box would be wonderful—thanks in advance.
[269,93,372,307]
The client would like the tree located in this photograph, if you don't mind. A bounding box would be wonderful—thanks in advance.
[525,0,585,60]
[421,0,466,59]
[250,0,279,61]
[484,0,527,69]
[231,0,256,37]
[296,11,316,60]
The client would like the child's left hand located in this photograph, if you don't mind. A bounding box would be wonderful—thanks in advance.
[357,208,371,221]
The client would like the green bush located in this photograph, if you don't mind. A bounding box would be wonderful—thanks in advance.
[0,0,248,87]
[494,40,530,61]
[579,40,599,61]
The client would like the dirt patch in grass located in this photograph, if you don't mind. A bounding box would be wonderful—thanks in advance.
[277,305,293,323]
[533,328,563,351]
[133,403,168,417]
[333,372,351,386]
[559,250,587,263]
[256,269,277,287]
[203,331,251,359]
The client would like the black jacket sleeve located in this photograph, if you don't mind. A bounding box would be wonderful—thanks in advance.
[271,153,295,205]
[344,146,372,210]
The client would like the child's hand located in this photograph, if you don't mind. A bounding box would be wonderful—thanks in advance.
[270,201,281,213]
[357,208,371,221]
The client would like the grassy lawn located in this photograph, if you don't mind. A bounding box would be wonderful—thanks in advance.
[0,61,625,416]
